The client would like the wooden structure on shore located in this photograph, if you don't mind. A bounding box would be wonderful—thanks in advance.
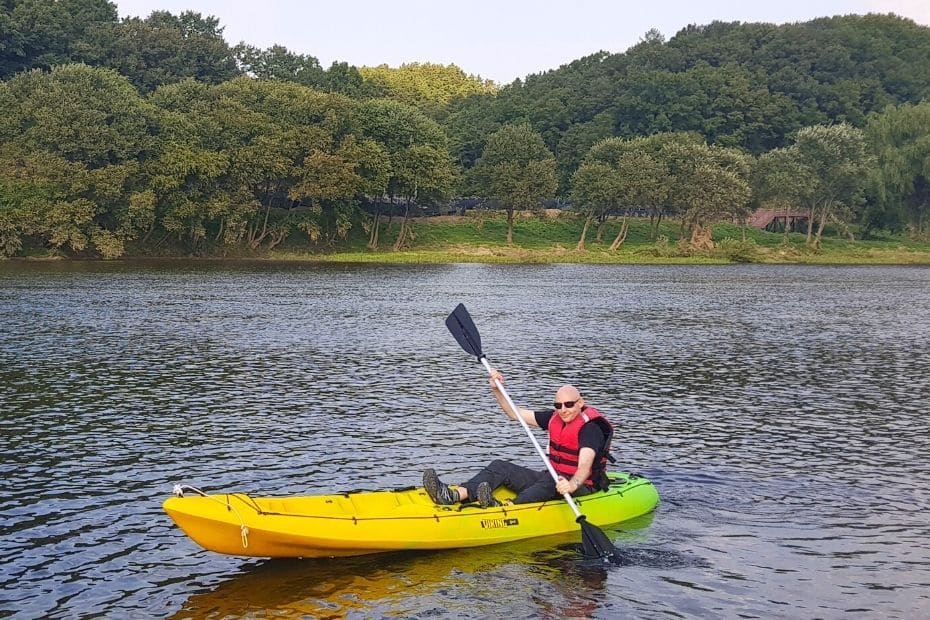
[749,208,810,232]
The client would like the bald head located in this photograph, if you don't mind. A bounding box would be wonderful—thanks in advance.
[553,384,584,421]
[555,384,581,402]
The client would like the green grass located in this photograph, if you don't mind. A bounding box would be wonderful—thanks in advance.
[26,211,928,264]
[279,212,930,265]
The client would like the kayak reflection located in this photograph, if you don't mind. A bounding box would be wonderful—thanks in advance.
[169,513,654,618]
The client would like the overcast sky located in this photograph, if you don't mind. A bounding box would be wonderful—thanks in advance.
[114,0,930,84]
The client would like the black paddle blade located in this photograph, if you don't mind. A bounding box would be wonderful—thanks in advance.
[445,303,483,359]
[578,516,622,564]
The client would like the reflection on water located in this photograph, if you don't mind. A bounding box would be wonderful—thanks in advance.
[172,538,585,619]
[168,516,659,619]
[1,262,929,617]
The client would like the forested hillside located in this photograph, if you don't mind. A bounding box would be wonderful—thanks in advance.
[2,1,929,258]
[443,15,930,173]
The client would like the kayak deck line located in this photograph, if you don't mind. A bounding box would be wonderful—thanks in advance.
[173,477,653,522]
[164,472,660,558]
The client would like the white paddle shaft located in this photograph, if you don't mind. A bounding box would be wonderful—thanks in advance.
[480,356,583,519]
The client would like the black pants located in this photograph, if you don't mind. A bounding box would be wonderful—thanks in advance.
[460,459,594,504]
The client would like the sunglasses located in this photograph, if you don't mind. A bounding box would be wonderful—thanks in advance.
[553,400,578,410]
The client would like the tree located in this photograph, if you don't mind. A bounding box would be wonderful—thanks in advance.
[360,62,497,118]
[390,144,457,250]
[865,102,930,239]
[793,123,873,247]
[321,61,368,97]
[753,147,808,244]
[556,111,615,190]
[147,77,363,251]
[286,136,390,247]
[570,139,669,250]
[606,132,704,239]
[660,139,753,248]
[441,14,930,192]
[76,10,240,92]
[352,99,451,249]
[0,64,157,257]
[614,64,799,154]
[1,0,118,79]
[470,124,558,244]
[570,160,617,249]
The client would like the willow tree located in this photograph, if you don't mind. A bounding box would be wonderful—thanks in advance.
[470,124,558,245]
[865,102,930,240]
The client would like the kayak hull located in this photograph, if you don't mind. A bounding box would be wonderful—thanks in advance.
[163,472,659,558]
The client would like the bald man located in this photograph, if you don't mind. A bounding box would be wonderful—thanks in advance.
[423,369,614,508]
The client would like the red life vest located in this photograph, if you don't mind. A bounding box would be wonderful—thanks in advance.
[547,406,613,490]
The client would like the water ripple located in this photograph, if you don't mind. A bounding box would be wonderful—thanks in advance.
[1,262,929,618]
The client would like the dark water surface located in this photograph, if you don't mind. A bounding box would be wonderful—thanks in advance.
[1,261,928,618]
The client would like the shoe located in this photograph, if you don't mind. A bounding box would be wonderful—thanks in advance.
[423,468,458,505]
[476,481,502,508]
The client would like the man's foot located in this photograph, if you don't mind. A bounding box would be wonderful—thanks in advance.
[476,481,502,508]
[423,468,458,505]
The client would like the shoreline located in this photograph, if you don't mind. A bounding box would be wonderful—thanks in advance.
[7,246,930,266]
[7,216,930,266]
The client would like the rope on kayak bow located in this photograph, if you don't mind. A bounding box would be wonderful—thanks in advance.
[173,484,204,497]
[171,484,251,549]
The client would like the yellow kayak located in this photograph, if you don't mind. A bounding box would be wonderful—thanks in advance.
[163,472,659,558]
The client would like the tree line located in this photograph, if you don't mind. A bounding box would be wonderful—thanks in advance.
[1,1,929,258]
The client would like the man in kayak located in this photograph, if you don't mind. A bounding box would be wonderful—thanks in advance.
[423,369,614,508]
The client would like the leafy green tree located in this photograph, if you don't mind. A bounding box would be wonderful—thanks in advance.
[595,132,704,239]
[234,44,325,86]
[865,102,930,239]
[470,124,557,244]
[147,79,243,249]
[391,144,457,250]
[322,61,368,97]
[360,62,497,118]
[441,96,503,171]
[572,137,669,249]
[0,64,157,257]
[556,111,615,190]
[660,139,753,247]
[233,45,368,96]
[1,0,117,78]
[76,10,240,92]
[148,143,232,249]
[614,64,798,153]
[570,160,617,249]
[286,135,389,246]
[148,77,359,251]
[336,136,391,249]
[752,147,808,243]
[792,123,873,247]
[352,99,451,248]
[443,14,930,187]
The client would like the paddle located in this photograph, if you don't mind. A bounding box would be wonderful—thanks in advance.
[445,303,620,562]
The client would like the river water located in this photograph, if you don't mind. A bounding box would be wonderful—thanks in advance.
[1,261,928,618]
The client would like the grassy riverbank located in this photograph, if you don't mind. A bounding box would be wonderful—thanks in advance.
[15,211,930,264]
[268,212,930,265]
